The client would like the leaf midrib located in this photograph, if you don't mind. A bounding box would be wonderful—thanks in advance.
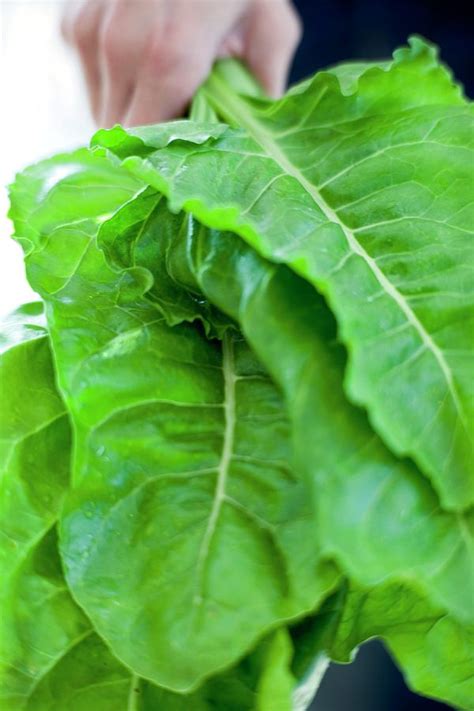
[205,77,467,432]
[193,331,236,608]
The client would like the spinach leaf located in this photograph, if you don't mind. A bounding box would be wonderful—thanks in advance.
[112,199,473,707]
[9,150,338,691]
[0,311,323,711]
[94,36,474,510]
[5,37,473,710]
[0,310,87,709]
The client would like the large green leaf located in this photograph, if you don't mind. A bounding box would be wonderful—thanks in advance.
[96,189,473,707]
[0,311,89,709]
[91,138,474,619]
[7,38,473,710]
[9,145,473,709]
[175,222,474,622]
[9,151,337,692]
[0,311,320,711]
[93,37,474,510]
[203,251,473,709]
[178,227,474,710]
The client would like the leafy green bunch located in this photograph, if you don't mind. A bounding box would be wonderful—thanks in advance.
[1,37,473,710]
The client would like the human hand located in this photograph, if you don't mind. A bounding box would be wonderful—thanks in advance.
[62,0,301,127]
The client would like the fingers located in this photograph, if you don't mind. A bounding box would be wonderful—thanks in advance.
[63,0,302,127]
[124,0,247,126]
[243,0,302,97]
[62,0,104,121]
[98,0,166,127]
[123,30,214,125]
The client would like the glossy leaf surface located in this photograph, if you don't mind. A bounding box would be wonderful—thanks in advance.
[0,311,87,709]
[9,151,337,692]
[5,38,474,710]
[0,313,314,711]
[158,219,474,709]
[93,37,474,509]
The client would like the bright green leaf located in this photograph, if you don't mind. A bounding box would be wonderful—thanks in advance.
[93,37,474,509]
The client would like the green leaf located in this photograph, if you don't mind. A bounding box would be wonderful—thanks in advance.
[93,37,474,510]
[9,151,337,692]
[9,138,472,708]
[96,163,473,633]
[96,187,232,335]
[0,314,89,709]
[93,121,228,160]
[0,315,320,711]
[187,225,473,602]
[8,149,141,252]
[161,220,473,708]
[85,176,473,707]
[7,38,473,710]
[145,628,297,711]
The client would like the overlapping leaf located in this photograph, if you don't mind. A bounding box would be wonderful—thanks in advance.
[94,37,474,509]
[5,37,474,710]
[0,310,326,711]
[8,150,337,692]
[101,198,473,707]
[0,309,86,709]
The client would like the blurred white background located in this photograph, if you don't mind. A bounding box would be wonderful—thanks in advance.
[0,0,94,317]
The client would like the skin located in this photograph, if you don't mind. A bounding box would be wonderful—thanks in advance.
[62,0,302,127]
